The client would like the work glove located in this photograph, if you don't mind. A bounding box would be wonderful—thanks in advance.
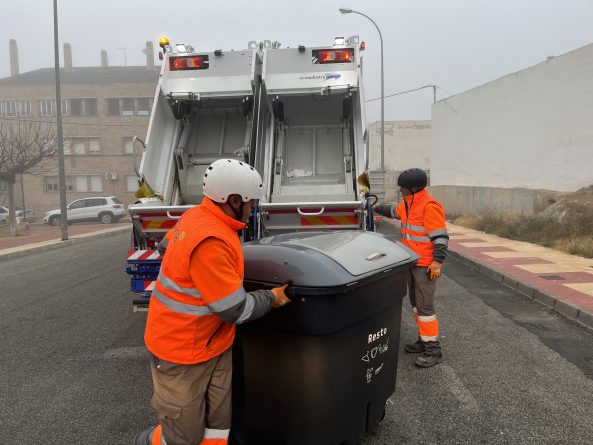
[427,261,442,281]
[271,284,291,308]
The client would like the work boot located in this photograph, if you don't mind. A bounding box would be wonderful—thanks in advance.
[415,352,443,368]
[404,339,426,353]
[133,426,155,445]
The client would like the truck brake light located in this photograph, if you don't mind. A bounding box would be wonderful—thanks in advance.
[313,49,353,64]
[170,55,209,71]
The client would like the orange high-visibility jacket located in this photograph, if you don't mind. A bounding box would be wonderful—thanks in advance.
[145,197,269,365]
[395,189,448,267]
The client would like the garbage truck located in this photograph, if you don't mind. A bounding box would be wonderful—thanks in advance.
[126,36,375,310]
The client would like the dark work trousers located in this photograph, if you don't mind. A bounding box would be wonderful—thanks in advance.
[149,348,232,445]
[408,266,442,356]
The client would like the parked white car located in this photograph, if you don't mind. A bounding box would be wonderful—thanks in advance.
[0,206,36,223]
[43,196,126,226]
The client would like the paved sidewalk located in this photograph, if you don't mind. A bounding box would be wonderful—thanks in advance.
[447,223,593,330]
[0,222,132,262]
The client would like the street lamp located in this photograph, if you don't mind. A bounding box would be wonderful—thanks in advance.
[339,7,385,185]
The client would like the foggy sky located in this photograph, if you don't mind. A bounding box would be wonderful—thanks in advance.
[1,0,592,123]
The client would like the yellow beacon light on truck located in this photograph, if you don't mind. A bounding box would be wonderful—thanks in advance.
[159,37,170,49]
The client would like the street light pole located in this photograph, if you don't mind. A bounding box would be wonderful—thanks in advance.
[53,0,68,240]
[339,7,385,174]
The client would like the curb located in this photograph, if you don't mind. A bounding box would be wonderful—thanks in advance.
[448,248,593,332]
[0,225,131,263]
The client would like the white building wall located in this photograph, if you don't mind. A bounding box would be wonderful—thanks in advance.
[368,120,431,171]
[431,43,593,192]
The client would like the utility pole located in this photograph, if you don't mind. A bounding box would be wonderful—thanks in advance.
[53,0,68,240]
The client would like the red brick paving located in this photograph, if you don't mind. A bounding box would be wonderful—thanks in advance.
[0,221,131,251]
[448,226,593,318]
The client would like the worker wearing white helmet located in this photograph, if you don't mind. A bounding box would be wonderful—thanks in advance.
[136,159,291,445]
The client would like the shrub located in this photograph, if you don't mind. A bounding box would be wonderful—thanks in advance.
[451,213,593,258]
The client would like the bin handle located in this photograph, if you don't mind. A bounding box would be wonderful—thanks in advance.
[297,207,325,216]
[166,211,182,220]
[365,251,386,261]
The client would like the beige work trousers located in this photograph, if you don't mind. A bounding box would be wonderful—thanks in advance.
[149,348,232,445]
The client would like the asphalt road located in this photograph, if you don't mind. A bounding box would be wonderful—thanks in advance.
[1,231,593,444]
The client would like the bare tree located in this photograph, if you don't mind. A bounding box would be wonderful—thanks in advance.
[0,118,57,236]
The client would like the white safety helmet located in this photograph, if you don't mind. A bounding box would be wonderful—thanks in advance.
[202,158,263,203]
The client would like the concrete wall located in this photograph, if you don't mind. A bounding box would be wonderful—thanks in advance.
[431,43,593,193]
[430,185,560,216]
[368,120,431,200]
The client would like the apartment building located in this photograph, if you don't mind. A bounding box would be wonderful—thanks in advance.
[0,40,160,216]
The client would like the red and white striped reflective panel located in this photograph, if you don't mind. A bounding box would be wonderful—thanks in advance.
[137,212,184,231]
[301,214,358,226]
[127,250,162,261]
[144,281,156,291]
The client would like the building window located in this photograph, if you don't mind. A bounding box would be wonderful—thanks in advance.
[0,100,18,117]
[44,176,73,192]
[17,101,32,117]
[123,137,134,154]
[88,138,101,154]
[85,99,98,116]
[39,99,69,117]
[45,175,102,192]
[137,97,150,115]
[69,98,98,117]
[73,139,86,155]
[45,177,59,192]
[122,98,134,116]
[70,98,83,116]
[75,176,88,192]
[126,175,138,192]
[107,98,120,115]
[107,97,152,116]
[66,137,101,155]
[90,175,102,192]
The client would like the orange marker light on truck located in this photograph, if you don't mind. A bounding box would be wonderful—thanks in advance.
[159,37,170,49]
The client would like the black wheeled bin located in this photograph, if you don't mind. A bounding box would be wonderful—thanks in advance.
[232,231,418,445]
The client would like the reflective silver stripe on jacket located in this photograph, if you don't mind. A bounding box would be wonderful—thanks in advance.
[403,233,431,242]
[151,288,212,316]
[403,223,426,232]
[208,286,248,313]
[428,228,448,237]
[157,272,202,298]
[434,238,449,245]
[156,271,256,321]
[235,294,256,324]
[204,428,230,439]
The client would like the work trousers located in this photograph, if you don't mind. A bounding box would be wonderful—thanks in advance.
[408,266,442,355]
[149,348,232,445]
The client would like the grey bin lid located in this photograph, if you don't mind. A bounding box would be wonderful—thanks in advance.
[243,231,419,288]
